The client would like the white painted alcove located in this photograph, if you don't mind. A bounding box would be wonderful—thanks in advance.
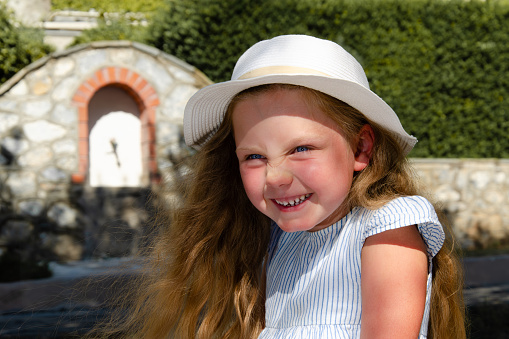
[88,86,144,187]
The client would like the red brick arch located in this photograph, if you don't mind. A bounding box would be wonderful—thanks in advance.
[71,66,160,185]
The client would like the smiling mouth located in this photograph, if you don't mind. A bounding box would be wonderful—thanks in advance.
[274,194,311,207]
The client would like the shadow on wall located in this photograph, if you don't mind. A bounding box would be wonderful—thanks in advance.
[0,181,156,282]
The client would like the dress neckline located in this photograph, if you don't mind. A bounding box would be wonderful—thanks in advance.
[303,207,359,239]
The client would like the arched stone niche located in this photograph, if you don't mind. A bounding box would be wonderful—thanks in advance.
[0,41,211,191]
[0,41,212,260]
[71,67,160,186]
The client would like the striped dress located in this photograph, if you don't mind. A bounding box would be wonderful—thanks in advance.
[258,196,445,338]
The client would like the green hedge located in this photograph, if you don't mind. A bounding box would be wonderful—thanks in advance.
[0,3,53,84]
[146,0,509,158]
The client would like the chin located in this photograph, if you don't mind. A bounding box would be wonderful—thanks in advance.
[273,220,316,233]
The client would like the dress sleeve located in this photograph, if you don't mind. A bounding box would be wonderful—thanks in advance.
[362,196,445,260]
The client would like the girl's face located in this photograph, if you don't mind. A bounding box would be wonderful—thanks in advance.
[232,88,369,232]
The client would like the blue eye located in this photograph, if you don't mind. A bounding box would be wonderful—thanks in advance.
[247,154,264,160]
[295,146,309,152]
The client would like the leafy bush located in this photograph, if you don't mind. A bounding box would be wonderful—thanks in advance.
[71,19,148,46]
[147,0,509,158]
[0,3,53,84]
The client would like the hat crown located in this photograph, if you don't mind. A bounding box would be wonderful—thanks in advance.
[232,35,370,89]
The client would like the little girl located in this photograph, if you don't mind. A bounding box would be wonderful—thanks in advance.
[104,35,465,338]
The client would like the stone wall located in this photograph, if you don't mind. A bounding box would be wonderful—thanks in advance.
[412,159,509,249]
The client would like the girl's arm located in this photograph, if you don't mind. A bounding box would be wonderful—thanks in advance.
[360,225,428,339]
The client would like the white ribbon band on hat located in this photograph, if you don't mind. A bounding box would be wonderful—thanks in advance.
[238,66,331,80]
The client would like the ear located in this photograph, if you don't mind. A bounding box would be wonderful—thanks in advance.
[353,124,375,171]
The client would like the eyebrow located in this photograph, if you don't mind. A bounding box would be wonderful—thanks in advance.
[235,146,262,154]
[282,134,326,148]
[235,134,326,154]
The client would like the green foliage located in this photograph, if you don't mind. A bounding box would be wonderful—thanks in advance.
[147,0,509,158]
[51,0,164,15]
[71,19,148,46]
[0,3,53,84]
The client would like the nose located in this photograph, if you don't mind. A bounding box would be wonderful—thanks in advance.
[266,160,293,187]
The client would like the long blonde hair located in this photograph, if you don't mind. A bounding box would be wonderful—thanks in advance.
[93,84,465,338]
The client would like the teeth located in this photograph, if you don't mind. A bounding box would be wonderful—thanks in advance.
[275,194,310,207]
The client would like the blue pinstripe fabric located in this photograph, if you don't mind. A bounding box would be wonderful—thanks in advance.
[258,196,444,338]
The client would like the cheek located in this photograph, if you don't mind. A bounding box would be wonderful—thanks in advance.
[239,167,265,203]
[296,154,354,192]
[293,161,328,186]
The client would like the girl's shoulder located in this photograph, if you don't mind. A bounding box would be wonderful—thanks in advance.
[367,195,437,224]
[359,195,445,260]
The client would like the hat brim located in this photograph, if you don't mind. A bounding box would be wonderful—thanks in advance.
[184,74,417,155]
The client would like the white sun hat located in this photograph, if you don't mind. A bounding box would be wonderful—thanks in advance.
[183,34,417,155]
